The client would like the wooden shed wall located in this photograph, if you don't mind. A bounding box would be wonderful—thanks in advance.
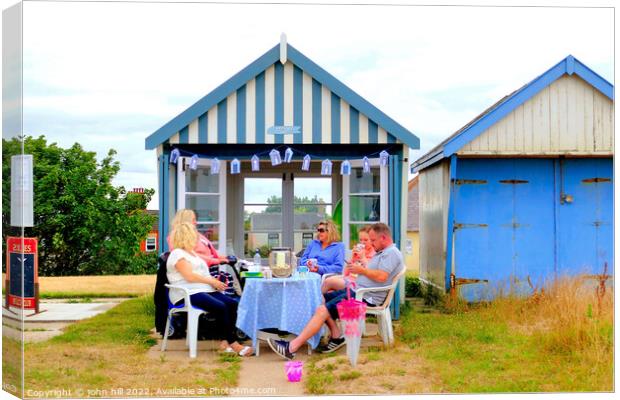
[458,75,614,156]
[419,160,451,288]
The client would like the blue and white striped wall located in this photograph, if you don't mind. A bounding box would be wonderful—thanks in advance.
[164,61,401,147]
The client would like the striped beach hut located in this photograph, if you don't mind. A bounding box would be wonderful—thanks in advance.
[145,37,419,315]
[411,55,613,301]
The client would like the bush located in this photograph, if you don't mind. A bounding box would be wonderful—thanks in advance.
[405,276,422,297]
[122,252,159,275]
[422,281,444,306]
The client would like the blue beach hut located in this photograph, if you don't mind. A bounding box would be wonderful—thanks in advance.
[412,56,614,301]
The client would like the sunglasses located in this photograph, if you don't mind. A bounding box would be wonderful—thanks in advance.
[316,228,327,233]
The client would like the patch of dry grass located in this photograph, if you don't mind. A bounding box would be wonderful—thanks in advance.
[3,273,156,297]
[2,336,23,397]
[14,296,240,397]
[305,344,439,395]
[406,274,614,393]
[24,343,236,396]
[484,274,613,363]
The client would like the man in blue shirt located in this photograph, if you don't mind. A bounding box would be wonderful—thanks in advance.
[298,220,344,275]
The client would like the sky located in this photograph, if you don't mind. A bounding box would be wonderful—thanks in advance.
[2,0,614,210]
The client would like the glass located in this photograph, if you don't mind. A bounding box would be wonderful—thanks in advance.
[294,178,332,201]
[243,205,282,258]
[187,195,219,222]
[244,178,282,204]
[197,223,219,249]
[348,224,367,250]
[185,167,219,193]
[350,167,380,194]
[294,178,333,254]
[349,195,381,222]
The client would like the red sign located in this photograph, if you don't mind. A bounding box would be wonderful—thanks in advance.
[6,237,38,309]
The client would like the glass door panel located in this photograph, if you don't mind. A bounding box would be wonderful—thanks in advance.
[342,159,387,249]
[293,178,332,254]
[244,178,282,258]
[177,157,226,253]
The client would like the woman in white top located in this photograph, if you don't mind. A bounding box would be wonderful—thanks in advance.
[167,222,253,356]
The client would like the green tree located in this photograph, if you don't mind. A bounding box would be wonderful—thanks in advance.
[2,135,156,276]
[264,195,327,213]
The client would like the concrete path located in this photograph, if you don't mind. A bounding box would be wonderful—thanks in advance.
[233,324,384,396]
[234,340,313,397]
[2,299,126,342]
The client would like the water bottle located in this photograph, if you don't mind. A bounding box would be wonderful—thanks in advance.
[253,249,261,269]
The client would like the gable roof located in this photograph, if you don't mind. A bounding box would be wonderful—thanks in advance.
[411,55,614,173]
[145,42,419,149]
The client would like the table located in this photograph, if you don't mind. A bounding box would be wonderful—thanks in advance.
[235,273,325,352]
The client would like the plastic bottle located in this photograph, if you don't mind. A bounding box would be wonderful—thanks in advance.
[253,249,261,269]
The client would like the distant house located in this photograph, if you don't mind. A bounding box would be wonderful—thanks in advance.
[247,212,323,256]
[405,175,419,275]
[141,209,159,254]
[128,188,159,254]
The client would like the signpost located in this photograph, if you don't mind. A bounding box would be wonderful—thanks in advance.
[6,155,42,315]
[5,237,40,313]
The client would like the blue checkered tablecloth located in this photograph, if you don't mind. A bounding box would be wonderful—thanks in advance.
[235,273,325,349]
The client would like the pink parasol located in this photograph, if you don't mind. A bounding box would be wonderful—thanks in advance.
[336,276,367,367]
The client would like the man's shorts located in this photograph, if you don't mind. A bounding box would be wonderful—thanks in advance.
[324,289,374,320]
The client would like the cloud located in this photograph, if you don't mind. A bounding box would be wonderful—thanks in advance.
[14,2,613,209]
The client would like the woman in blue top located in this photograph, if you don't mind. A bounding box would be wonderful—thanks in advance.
[299,220,345,275]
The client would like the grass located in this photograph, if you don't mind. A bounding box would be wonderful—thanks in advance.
[304,275,613,395]
[40,292,139,299]
[403,275,614,392]
[3,273,156,298]
[11,295,241,395]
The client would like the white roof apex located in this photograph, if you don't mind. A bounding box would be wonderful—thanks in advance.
[280,33,287,64]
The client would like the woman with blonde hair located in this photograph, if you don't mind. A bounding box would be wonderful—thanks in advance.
[299,220,345,276]
[166,222,253,356]
[168,209,230,267]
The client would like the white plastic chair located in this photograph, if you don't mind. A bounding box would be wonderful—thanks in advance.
[161,283,211,358]
[354,268,406,346]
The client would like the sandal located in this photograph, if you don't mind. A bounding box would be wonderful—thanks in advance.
[219,346,235,353]
[238,346,254,357]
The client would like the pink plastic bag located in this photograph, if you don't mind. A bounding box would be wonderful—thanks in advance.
[285,361,303,382]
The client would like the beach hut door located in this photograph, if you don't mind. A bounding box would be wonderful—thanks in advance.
[176,157,227,254]
[342,158,388,249]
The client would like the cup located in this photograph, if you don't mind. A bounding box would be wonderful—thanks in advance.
[297,265,309,277]
[262,267,272,279]
[285,361,303,382]
[308,258,318,271]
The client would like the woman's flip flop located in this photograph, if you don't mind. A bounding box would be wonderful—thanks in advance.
[238,346,254,357]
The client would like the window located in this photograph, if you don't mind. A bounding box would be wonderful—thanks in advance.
[268,233,280,248]
[145,237,157,253]
[293,177,332,254]
[302,232,314,248]
[244,178,282,257]
[177,157,227,253]
[342,158,388,249]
